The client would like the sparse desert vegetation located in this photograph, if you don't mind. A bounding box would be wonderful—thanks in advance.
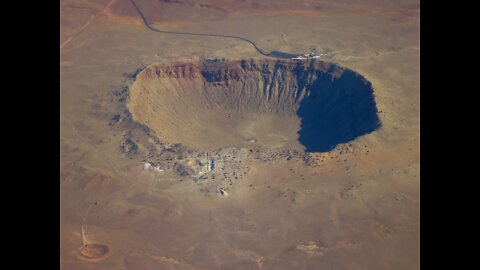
[61,0,419,269]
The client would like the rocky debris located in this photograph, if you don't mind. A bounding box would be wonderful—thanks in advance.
[123,66,146,81]
[108,85,130,103]
[216,187,228,196]
[120,138,138,154]
[110,114,121,125]
[112,114,372,196]
[204,57,224,62]
[191,157,214,175]
[109,110,132,126]
[173,162,192,177]
[165,143,186,153]
[340,179,378,198]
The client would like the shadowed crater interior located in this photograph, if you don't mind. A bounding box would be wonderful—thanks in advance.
[127,59,380,152]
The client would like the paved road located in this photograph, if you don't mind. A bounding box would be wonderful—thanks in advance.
[127,0,297,59]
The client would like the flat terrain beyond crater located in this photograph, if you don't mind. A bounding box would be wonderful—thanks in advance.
[128,59,381,152]
[61,1,419,268]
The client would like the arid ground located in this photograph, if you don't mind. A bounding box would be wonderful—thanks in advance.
[60,0,419,269]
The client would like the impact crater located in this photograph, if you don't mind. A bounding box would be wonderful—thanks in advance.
[128,59,380,152]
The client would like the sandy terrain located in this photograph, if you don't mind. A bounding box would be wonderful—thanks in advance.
[60,0,419,269]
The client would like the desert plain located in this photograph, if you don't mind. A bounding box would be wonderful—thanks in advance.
[60,0,419,269]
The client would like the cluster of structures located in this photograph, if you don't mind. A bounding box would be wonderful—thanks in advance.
[291,52,332,60]
[143,162,164,173]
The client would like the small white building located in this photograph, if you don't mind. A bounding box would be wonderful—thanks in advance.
[144,162,164,173]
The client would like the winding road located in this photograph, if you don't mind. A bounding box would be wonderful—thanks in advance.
[127,0,297,59]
